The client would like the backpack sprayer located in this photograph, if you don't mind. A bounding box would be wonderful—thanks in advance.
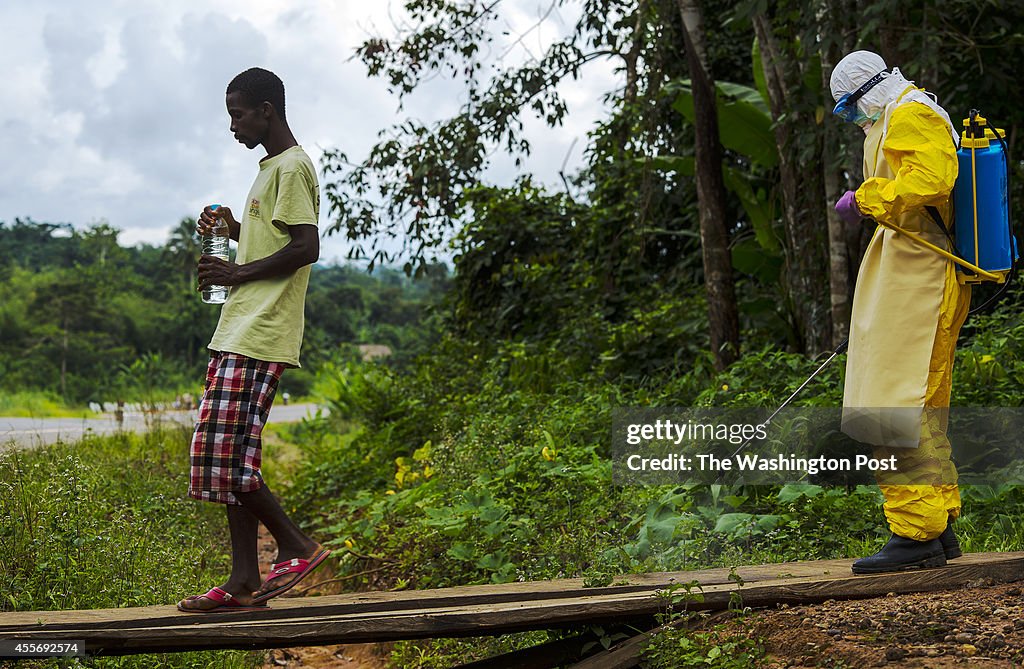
[871,110,1018,305]
[731,110,1017,457]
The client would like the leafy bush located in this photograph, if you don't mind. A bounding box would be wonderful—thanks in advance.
[278,287,1024,666]
[953,300,1024,406]
[642,619,765,668]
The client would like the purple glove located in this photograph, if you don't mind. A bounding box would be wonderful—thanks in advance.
[835,190,862,224]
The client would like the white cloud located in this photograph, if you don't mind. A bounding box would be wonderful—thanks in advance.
[0,1,622,264]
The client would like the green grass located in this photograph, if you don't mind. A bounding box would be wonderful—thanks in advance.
[0,426,265,668]
[0,390,98,419]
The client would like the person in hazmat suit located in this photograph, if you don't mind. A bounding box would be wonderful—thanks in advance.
[830,50,969,574]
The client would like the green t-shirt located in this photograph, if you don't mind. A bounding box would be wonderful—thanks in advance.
[208,145,320,367]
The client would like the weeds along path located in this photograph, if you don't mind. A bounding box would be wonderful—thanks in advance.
[0,402,322,450]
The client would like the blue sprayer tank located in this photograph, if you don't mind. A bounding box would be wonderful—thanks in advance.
[952,112,1016,283]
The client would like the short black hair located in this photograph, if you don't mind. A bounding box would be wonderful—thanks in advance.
[226,67,286,121]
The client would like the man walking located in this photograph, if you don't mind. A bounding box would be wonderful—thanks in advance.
[178,67,329,612]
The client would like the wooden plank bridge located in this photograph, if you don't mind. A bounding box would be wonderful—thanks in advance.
[1,552,1021,660]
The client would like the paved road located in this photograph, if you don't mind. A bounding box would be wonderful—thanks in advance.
[0,402,325,451]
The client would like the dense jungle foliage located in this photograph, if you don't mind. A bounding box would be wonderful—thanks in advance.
[299,0,1024,663]
[0,218,447,407]
[5,1,1024,666]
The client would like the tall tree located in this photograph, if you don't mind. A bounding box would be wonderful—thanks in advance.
[163,217,213,368]
[322,0,755,373]
[323,1,752,267]
[752,9,832,355]
[677,0,740,369]
[817,0,859,346]
[164,217,202,289]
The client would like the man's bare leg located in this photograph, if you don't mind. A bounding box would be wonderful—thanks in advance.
[235,484,321,598]
[178,503,263,610]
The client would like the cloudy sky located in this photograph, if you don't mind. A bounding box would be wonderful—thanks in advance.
[0,1,620,265]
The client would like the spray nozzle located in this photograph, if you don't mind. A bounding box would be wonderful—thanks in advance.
[967,109,987,139]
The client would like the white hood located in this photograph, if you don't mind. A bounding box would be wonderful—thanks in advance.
[831,50,958,144]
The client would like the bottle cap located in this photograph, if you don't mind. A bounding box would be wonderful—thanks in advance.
[210,203,221,211]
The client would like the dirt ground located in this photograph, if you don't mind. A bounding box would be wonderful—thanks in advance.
[255,525,390,669]
[745,580,1024,668]
[262,644,389,668]
[254,522,1024,669]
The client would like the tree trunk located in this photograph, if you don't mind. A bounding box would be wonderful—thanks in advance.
[677,0,740,370]
[817,0,853,346]
[752,13,832,356]
[822,113,851,346]
[847,137,870,284]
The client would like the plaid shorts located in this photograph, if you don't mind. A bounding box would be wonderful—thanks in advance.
[188,352,285,505]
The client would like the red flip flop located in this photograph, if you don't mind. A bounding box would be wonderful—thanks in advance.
[252,545,331,604]
[177,586,269,614]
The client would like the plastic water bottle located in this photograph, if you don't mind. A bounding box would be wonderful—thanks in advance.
[202,203,229,304]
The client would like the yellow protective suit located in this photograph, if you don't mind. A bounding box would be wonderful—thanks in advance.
[842,89,971,541]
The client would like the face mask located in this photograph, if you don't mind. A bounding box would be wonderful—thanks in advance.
[857,111,881,132]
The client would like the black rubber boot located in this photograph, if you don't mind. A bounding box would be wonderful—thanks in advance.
[851,535,947,574]
[939,524,962,560]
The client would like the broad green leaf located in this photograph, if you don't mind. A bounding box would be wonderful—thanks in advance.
[756,514,783,532]
[752,37,770,110]
[672,80,778,168]
[478,503,506,522]
[713,512,753,535]
[731,238,782,283]
[446,542,476,561]
[717,81,769,115]
[647,155,694,175]
[642,155,780,253]
[476,551,510,571]
[722,166,780,252]
[722,494,748,508]
[776,483,824,503]
[644,500,681,543]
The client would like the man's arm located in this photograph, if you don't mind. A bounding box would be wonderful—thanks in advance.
[198,223,319,289]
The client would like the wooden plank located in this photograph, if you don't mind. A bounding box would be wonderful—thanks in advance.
[0,559,845,631]
[0,555,892,631]
[4,552,1021,638]
[2,595,667,656]
[0,552,1020,656]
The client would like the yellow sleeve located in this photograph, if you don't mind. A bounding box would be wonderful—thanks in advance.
[855,103,958,225]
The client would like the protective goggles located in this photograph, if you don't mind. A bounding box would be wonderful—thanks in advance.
[832,71,887,124]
